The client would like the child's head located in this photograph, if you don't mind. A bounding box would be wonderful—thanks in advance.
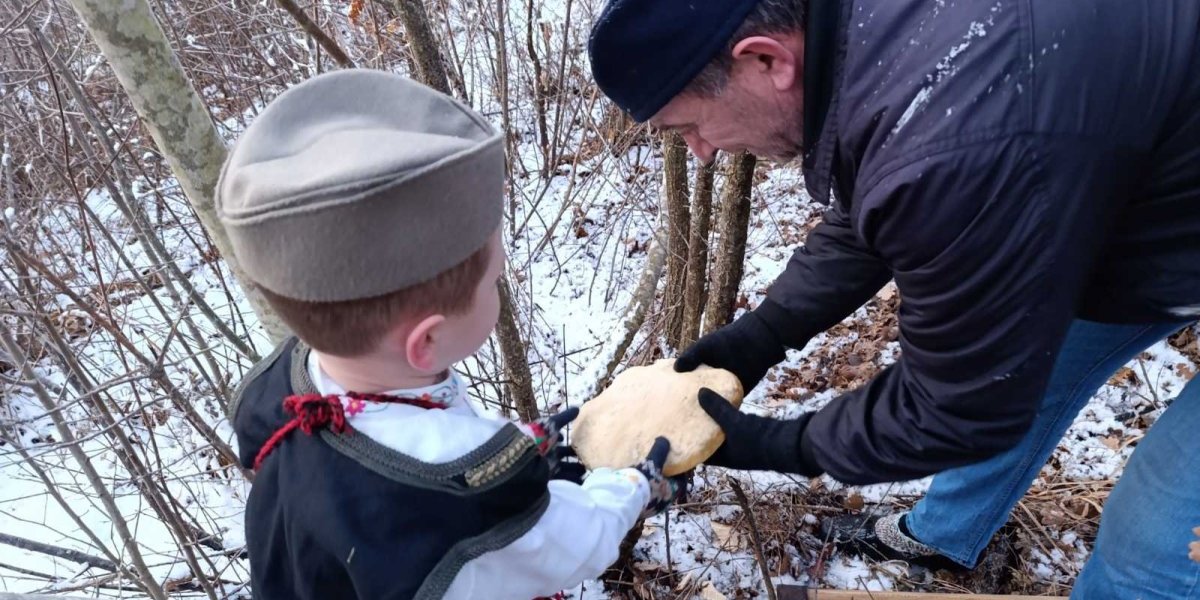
[215,70,506,373]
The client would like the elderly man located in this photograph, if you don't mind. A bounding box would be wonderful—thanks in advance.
[589,0,1200,596]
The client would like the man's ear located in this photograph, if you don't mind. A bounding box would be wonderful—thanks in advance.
[404,314,446,372]
[731,35,799,91]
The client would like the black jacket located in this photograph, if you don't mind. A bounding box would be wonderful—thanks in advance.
[231,339,551,599]
[767,0,1200,484]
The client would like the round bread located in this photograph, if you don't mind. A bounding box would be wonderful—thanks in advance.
[571,359,744,476]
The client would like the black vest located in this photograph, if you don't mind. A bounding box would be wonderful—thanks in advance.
[231,338,551,599]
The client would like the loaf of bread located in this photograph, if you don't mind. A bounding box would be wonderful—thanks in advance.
[571,359,743,476]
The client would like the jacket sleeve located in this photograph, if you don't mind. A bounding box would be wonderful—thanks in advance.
[802,135,1126,485]
[763,197,892,347]
[443,469,649,599]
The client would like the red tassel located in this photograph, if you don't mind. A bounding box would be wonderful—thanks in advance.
[253,392,447,470]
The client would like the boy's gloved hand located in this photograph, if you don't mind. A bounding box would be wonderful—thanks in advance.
[674,306,790,391]
[548,446,586,484]
[697,388,821,476]
[632,437,687,518]
[523,407,580,479]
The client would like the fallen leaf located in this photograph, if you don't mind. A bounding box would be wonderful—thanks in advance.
[698,582,727,600]
[878,282,898,302]
[1100,435,1121,451]
[711,521,742,549]
[1039,506,1072,527]
[844,493,865,511]
[633,560,664,572]
[1108,367,1139,388]
[674,573,695,593]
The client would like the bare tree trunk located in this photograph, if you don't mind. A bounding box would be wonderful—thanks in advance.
[388,0,453,94]
[64,0,289,343]
[274,0,356,68]
[386,0,538,418]
[495,277,537,421]
[679,161,716,346]
[702,151,756,335]
[662,133,691,349]
[598,103,636,156]
[591,231,668,395]
[491,0,517,232]
[524,0,549,173]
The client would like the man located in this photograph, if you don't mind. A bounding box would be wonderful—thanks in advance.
[589,0,1200,597]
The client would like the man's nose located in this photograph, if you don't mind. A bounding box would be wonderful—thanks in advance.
[682,133,717,164]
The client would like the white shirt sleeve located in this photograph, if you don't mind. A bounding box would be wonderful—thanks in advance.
[443,468,650,600]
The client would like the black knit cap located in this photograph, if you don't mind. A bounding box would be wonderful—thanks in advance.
[588,0,762,122]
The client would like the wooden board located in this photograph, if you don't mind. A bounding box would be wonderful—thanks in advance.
[776,587,1065,599]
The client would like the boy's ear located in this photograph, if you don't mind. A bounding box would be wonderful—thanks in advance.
[404,314,446,372]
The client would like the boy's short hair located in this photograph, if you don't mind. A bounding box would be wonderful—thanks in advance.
[257,241,491,357]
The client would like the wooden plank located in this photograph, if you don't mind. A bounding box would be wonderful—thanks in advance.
[777,586,1065,599]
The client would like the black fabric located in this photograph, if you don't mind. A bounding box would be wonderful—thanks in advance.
[232,339,551,599]
[697,389,819,476]
[766,0,1200,484]
[800,0,838,156]
[587,0,761,122]
[674,305,789,391]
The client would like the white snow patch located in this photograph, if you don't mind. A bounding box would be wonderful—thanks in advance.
[893,86,933,134]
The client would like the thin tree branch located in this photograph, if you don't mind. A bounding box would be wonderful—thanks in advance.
[0,532,117,572]
[273,0,356,68]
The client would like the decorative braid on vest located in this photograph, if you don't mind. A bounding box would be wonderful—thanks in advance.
[253,392,448,470]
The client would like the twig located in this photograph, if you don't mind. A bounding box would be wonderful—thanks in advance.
[730,479,778,600]
[0,323,168,599]
[273,0,356,67]
[0,531,117,572]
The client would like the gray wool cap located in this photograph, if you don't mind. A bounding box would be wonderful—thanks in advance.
[216,69,504,302]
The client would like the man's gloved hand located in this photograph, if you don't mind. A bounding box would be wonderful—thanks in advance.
[674,303,792,391]
[697,388,821,476]
[632,437,688,518]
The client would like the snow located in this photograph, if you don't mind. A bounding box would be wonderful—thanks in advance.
[893,86,933,133]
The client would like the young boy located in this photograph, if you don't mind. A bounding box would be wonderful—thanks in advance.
[218,70,680,599]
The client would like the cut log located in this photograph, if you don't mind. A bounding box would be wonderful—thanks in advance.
[777,587,1063,600]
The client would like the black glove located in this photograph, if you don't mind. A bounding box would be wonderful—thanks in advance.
[698,388,821,476]
[632,437,688,518]
[524,407,578,477]
[548,446,586,484]
[674,301,795,391]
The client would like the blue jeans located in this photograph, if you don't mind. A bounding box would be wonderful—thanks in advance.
[904,319,1200,597]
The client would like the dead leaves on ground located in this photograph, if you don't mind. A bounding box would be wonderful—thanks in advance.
[773,284,901,396]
